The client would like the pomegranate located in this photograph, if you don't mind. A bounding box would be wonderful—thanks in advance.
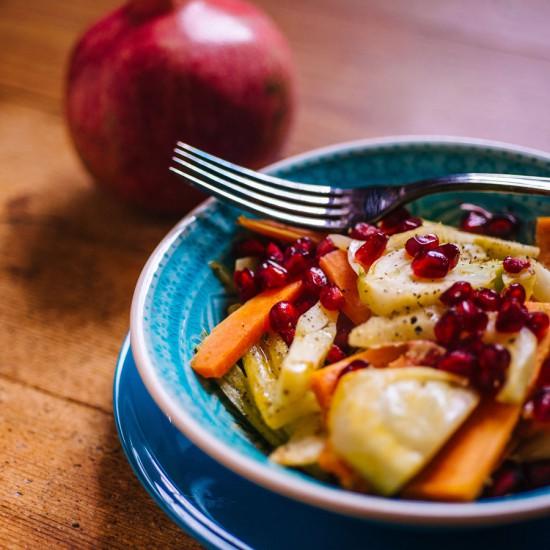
[527,311,550,341]
[437,243,460,269]
[455,300,488,334]
[485,214,518,238]
[279,328,295,346]
[234,267,258,300]
[326,344,347,364]
[269,301,298,332]
[354,230,388,269]
[283,245,311,275]
[486,462,525,497]
[502,283,526,304]
[525,461,550,489]
[320,285,345,311]
[496,301,528,333]
[411,249,449,279]
[460,204,518,238]
[379,207,422,235]
[434,310,461,344]
[528,387,550,423]
[349,222,378,240]
[303,266,328,296]
[537,358,550,387]
[265,242,284,263]
[65,0,296,214]
[236,238,265,257]
[503,256,530,274]
[315,237,337,259]
[334,315,354,350]
[440,281,473,306]
[474,343,510,393]
[257,260,288,289]
[405,234,439,257]
[460,210,488,234]
[437,350,476,377]
[474,288,501,312]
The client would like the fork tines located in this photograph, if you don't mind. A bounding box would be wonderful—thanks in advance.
[170,142,352,229]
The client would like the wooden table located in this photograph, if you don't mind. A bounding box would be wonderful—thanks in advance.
[2,0,550,546]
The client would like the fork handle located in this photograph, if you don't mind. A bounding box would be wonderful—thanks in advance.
[404,173,550,202]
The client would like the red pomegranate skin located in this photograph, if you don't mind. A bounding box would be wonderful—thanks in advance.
[65,0,296,214]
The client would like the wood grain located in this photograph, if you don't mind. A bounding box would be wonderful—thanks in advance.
[2,0,550,546]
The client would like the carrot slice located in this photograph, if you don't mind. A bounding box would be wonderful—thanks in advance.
[536,217,550,267]
[311,346,408,410]
[403,301,550,501]
[191,281,302,378]
[237,216,325,244]
[319,250,371,325]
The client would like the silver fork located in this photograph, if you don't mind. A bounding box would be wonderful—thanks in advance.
[170,142,550,231]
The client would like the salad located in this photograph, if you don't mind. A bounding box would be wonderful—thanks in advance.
[191,205,550,501]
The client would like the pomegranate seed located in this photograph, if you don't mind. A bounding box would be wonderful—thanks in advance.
[354,230,388,270]
[455,300,488,334]
[503,256,530,274]
[474,288,501,311]
[437,243,460,269]
[379,207,410,232]
[236,238,265,256]
[460,210,489,234]
[527,311,550,341]
[502,283,526,304]
[456,335,485,355]
[434,310,461,344]
[486,214,518,238]
[294,294,317,315]
[486,463,524,497]
[279,328,295,346]
[258,260,288,289]
[536,358,550,387]
[525,461,550,489]
[265,242,284,263]
[326,344,347,364]
[411,249,449,278]
[234,268,258,301]
[335,315,354,350]
[496,300,528,333]
[320,285,345,310]
[479,343,511,372]
[405,234,439,257]
[303,266,328,296]
[269,301,299,332]
[394,217,422,234]
[349,222,379,240]
[316,237,337,259]
[440,281,473,306]
[294,237,315,257]
[283,246,310,275]
[529,387,550,422]
[437,350,476,377]
[337,359,369,380]
[476,343,510,393]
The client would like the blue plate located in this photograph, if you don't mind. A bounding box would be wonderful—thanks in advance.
[131,137,550,525]
[115,335,550,548]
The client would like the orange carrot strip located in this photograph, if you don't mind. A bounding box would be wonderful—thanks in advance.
[403,301,550,501]
[237,216,325,244]
[319,250,371,325]
[403,401,521,501]
[536,217,550,267]
[191,281,303,378]
[311,345,408,410]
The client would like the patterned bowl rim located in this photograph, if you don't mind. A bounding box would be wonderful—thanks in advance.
[131,135,550,526]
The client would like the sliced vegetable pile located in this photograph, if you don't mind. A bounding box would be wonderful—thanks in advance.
[191,206,550,501]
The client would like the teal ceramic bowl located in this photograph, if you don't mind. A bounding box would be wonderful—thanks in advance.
[131,136,550,526]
